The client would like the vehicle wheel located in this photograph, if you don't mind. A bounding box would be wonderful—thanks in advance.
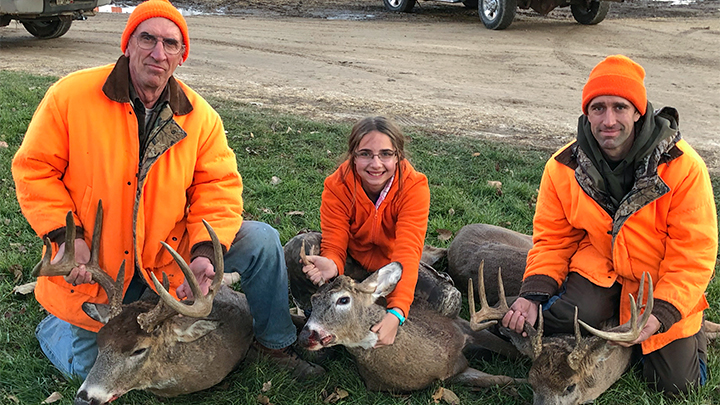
[21,17,72,39]
[571,1,609,25]
[383,0,417,12]
[463,0,479,9]
[479,0,517,30]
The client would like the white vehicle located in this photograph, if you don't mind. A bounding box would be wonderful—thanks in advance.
[383,0,613,30]
[1,0,110,38]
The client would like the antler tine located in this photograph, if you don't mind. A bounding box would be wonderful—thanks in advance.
[529,305,544,360]
[468,260,508,331]
[137,272,176,332]
[578,273,654,342]
[32,211,77,277]
[149,220,224,319]
[300,238,324,286]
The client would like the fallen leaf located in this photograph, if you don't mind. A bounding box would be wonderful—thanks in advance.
[285,211,305,216]
[260,208,275,214]
[323,387,349,403]
[436,229,453,242]
[271,176,281,185]
[10,264,23,283]
[11,281,36,295]
[286,126,293,133]
[472,152,480,157]
[432,387,444,403]
[257,393,273,405]
[487,180,503,196]
[6,395,19,404]
[0,141,8,148]
[447,208,455,216]
[41,392,62,404]
[441,387,460,405]
[9,243,27,253]
[262,380,272,392]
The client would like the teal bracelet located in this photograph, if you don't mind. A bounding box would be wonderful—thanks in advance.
[387,308,406,326]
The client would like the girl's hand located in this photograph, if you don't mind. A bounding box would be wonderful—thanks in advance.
[302,255,339,285]
[371,310,401,348]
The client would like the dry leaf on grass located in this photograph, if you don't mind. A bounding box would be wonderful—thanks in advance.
[271,176,282,185]
[436,229,453,242]
[262,380,272,392]
[323,387,349,403]
[6,395,19,404]
[0,141,8,148]
[487,180,503,196]
[285,211,305,216]
[11,281,36,295]
[10,264,23,283]
[257,393,273,405]
[431,387,460,405]
[41,392,62,404]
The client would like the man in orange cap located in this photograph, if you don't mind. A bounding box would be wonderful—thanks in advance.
[13,0,323,382]
[501,55,716,395]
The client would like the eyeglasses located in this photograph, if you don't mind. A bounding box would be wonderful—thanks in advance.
[134,32,185,55]
[354,149,397,162]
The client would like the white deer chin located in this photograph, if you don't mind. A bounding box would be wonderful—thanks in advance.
[345,331,378,349]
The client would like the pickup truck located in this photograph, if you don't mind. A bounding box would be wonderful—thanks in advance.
[1,0,111,39]
[383,0,613,30]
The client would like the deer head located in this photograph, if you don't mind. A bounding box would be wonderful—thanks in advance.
[490,272,654,405]
[298,262,402,351]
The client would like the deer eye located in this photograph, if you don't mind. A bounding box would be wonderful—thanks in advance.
[336,296,350,306]
[565,384,576,394]
[131,347,147,357]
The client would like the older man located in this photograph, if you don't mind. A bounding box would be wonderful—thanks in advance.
[502,55,717,395]
[12,0,322,381]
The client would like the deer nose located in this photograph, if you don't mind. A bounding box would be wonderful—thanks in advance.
[298,327,317,347]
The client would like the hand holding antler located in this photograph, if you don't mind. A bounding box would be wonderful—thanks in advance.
[53,238,95,286]
[177,256,216,300]
[300,239,335,286]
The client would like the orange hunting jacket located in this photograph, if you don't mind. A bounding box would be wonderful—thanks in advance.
[320,159,430,316]
[521,114,717,354]
[12,57,243,332]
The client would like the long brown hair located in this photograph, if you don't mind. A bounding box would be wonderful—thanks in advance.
[341,116,408,201]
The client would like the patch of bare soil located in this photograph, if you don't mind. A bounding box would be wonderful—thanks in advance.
[2,0,719,171]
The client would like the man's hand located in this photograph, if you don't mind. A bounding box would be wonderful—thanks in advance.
[612,314,662,347]
[501,297,539,336]
[302,255,339,286]
[54,239,95,286]
[176,256,215,300]
[371,311,401,348]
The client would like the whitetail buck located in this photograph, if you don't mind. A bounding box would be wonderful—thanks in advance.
[447,223,530,306]
[469,262,671,405]
[297,260,522,393]
[32,202,254,404]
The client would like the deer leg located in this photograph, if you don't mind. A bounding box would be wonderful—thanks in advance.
[450,366,525,387]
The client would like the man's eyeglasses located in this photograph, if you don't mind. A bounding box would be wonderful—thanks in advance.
[354,149,397,162]
[134,32,185,55]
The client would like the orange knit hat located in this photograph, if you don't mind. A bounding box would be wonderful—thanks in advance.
[581,55,647,116]
[121,0,189,63]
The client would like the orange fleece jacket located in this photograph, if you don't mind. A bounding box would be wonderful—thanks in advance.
[320,159,430,316]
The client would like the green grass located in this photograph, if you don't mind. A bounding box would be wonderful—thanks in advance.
[1,69,718,405]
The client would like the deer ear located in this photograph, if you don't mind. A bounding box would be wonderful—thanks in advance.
[172,319,219,342]
[83,302,113,324]
[360,262,403,299]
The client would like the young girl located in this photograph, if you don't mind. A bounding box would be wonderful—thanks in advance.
[285,116,459,347]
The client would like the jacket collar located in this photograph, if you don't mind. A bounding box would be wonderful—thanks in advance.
[102,55,193,116]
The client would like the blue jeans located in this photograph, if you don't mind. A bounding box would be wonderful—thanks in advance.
[36,220,297,380]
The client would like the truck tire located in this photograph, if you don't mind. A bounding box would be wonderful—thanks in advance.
[479,0,516,30]
[21,17,72,39]
[571,1,609,25]
[383,0,417,12]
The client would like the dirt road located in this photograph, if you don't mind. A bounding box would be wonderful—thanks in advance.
[1,1,719,170]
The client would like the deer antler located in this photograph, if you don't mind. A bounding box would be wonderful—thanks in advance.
[147,220,224,319]
[578,272,654,342]
[468,260,509,331]
[32,201,124,316]
[300,239,324,286]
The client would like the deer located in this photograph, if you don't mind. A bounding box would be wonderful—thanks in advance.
[468,261,664,405]
[296,259,523,393]
[32,201,254,404]
[446,223,531,306]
